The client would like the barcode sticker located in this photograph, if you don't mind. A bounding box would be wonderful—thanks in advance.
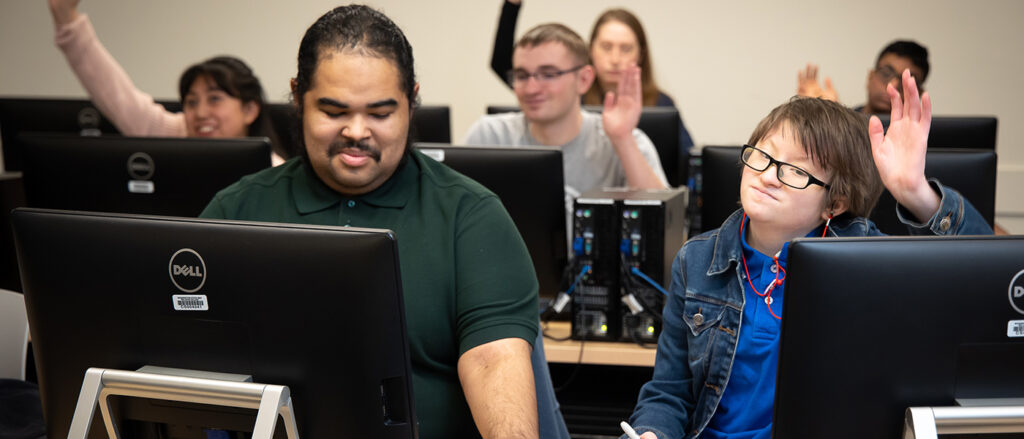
[1008,320,1024,338]
[128,180,155,194]
[173,294,209,311]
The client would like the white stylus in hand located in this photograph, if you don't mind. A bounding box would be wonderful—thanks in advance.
[620,421,642,439]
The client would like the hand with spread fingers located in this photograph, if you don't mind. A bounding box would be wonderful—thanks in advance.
[797,63,839,102]
[868,68,939,222]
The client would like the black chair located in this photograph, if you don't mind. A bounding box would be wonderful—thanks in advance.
[874,115,997,150]
[0,97,181,171]
[698,146,743,233]
[0,172,26,292]
[869,148,996,234]
[486,105,686,187]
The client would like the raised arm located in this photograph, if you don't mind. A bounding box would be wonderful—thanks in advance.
[50,0,185,136]
[602,64,668,189]
[490,0,521,90]
[459,337,538,439]
[797,63,839,102]
[868,69,939,223]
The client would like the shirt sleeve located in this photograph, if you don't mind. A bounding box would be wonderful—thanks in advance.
[895,178,994,236]
[55,14,186,137]
[633,129,670,187]
[628,248,696,439]
[454,194,540,355]
[490,0,520,90]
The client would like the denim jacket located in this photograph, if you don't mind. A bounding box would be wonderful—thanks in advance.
[627,181,992,439]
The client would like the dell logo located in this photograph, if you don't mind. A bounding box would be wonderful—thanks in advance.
[1010,270,1024,315]
[172,265,203,277]
[127,152,155,180]
[169,248,206,293]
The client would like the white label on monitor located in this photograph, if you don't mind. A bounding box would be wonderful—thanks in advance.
[420,149,445,162]
[173,294,209,311]
[128,180,155,194]
[1008,320,1024,338]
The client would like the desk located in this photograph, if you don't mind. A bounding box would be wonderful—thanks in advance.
[541,321,657,367]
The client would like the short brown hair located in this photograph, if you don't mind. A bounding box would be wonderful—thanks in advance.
[516,23,590,66]
[747,97,883,217]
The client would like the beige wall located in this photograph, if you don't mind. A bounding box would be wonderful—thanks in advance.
[2,0,1022,230]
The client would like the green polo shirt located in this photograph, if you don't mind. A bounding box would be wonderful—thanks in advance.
[200,150,539,438]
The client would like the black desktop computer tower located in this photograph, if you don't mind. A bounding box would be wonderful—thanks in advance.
[571,188,688,342]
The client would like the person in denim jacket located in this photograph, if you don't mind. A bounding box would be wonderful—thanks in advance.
[625,70,993,439]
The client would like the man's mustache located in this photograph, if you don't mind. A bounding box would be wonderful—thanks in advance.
[327,140,382,163]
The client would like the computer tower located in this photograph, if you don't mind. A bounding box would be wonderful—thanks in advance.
[571,188,688,342]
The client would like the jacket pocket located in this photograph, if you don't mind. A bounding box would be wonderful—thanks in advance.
[682,293,726,336]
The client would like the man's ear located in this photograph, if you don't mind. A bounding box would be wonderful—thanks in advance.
[822,195,849,220]
[577,65,595,95]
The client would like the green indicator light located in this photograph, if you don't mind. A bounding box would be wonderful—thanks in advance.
[647,326,655,334]
[584,209,592,218]
[631,210,639,219]
[600,324,608,332]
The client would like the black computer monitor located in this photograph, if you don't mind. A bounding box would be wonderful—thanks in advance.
[774,235,1024,439]
[698,146,743,233]
[415,143,568,299]
[486,105,686,187]
[12,208,417,439]
[874,115,998,150]
[18,133,270,217]
[0,97,181,171]
[870,148,997,234]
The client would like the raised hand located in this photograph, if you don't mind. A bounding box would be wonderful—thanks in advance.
[797,63,838,102]
[601,63,642,142]
[48,0,81,27]
[868,68,939,222]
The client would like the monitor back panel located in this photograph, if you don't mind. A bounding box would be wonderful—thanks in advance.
[20,134,270,217]
[775,236,1024,439]
[13,209,416,439]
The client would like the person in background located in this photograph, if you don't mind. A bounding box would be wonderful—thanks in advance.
[797,40,930,115]
[48,0,287,163]
[491,1,695,166]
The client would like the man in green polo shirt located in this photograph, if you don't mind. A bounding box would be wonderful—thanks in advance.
[200,5,539,439]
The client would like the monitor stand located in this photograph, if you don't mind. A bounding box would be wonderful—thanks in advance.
[903,400,1024,439]
[68,366,299,439]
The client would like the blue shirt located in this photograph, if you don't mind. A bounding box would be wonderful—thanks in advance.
[703,220,816,439]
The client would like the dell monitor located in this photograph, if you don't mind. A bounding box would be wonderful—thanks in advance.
[415,143,568,299]
[874,115,998,150]
[12,208,417,439]
[18,133,270,217]
[486,105,686,187]
[0,97,181,171]
[774,235,1024,439]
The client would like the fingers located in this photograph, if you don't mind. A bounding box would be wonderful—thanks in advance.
[921,91,933,133]
[902,69,922,122]
[868,115,885,155]
[603,90,616,112]
[887,82,903,121]
[619,64,641,101]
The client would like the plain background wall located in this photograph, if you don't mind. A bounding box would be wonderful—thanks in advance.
[2,0,1022,231]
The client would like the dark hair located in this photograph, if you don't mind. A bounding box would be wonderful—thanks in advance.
[583,8,661,106]
[747,97,883,218]
[876,40,930,84]
[293,5,417,112]
[178,56,285,158]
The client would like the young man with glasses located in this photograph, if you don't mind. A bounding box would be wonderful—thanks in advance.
[624,71,990,439]
[797,40,929,115]
[464,23,668,199]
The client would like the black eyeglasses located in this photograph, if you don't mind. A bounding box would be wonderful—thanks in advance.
[740,145,830,190]
[507,65,586,86]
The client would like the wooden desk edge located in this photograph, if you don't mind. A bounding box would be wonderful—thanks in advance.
[541,321,657,367]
